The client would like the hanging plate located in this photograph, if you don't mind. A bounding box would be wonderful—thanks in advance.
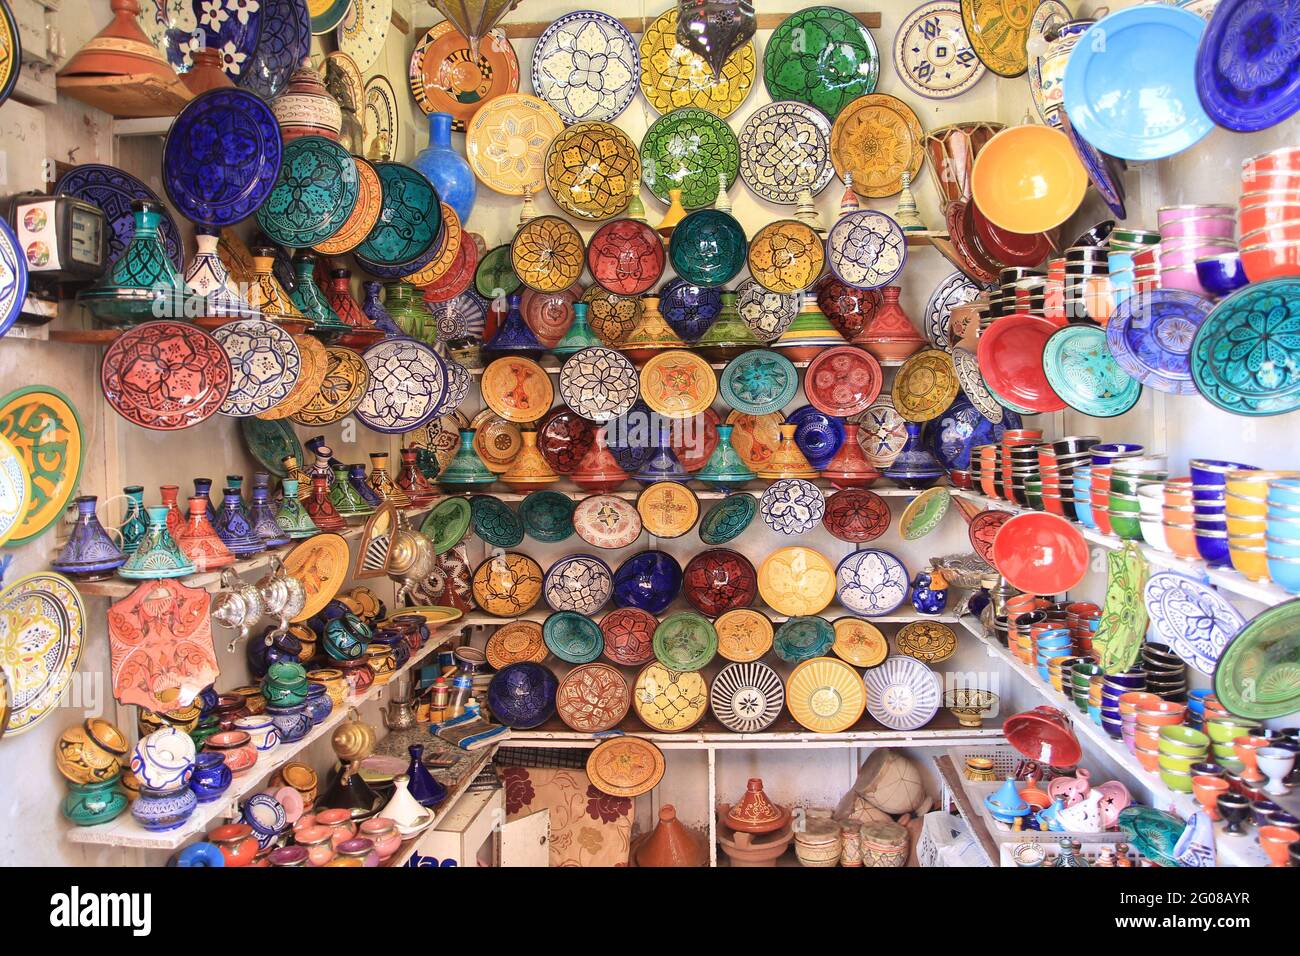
[408,22,520,129]
[0,573,84,736]
[1196,0,1300,133]
[836,549,909,616]
[640,107,739,209]
[255,136,360,248]
[758,545,836,616]
[668,209,747,286]
[895,620,957,663]
[587,219,665,296]
[0,215,25,340]
[822,489,890,543]
[488,662,558,728]
[422,496,472,554]
[573,494,642,549]
[0,0,19,108]
[699,492,758,545]
[1042,324,1142,418]
[639,351,717,419]
[1213,597,1300,721]
[470,410,521,473]
[291,346,370,427]
[710,660,784,732]
[470,494,525,548]
[764,6,880,118]
[309,0,351,34]
[466,93,565,196]
[520,489,576,543]
[653,611,717,672]
[337,0,390,73]
[736,278,799,342]
[0,433,26,548]
[960,0,1033,78]
[559,347,639,423]
[899,486,951,540]
[638,6,755,118]
[480,355,553,423]
[892,349,961,423]
[510,215,586,292]
[472,552,544,617]
[1144,570,1244,677]
[924,271,985,350]
[56,164,183,269]
[240,417,302,477]
[636,480,700,539]
[355,163,441,267]
[832,617,888,668]
[100,321,231,431]
[1190,279,1300,416]
[283,532,350,621]
[746,219,825,294]
[485,619,548,670]
[533,10,639,124]
[894,0,985,99]
[774,615,835,663]
[864,654,941,730]
[214,319,302,418]
[586,735,665,796]
[805,346,883,417]
[737,100,834,205]
[240,0,312,98]
[356,338,446,433]
[601,606,658,666]
[829,93,925,199]
[314,156,382,256]
[544,121,639,221]
[543,554,613,615]
[786,656,866,733]
[632,661,708,732]
[362,75,400,162]
[556,662,630,732]
[826,210,907,288]
[715,607,774,663]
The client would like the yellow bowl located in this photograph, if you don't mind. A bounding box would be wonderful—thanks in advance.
[1229,544,1271,582]
[1226,514,1266,536]
[1226,470,1300,507]
[970,125,1088,234]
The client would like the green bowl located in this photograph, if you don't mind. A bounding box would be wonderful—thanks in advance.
[1158,753,1198,773]
[1159,724,1210,756]
[1205,718,1256,744]
[1212,742,1240,760]
[1159,768,1195,792]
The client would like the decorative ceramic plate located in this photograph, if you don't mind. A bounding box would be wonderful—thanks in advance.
[213,319,300,418]
[805,346,882,417]
[893,349,960,423]
[822,489,890,543]
[725,410,785,471]
[559,347,639,423]
[710,661,785,732]
[638,6,756,118]
[487,662,558,728]
[543,610,605,664]
[239,417,301,478]
[993,511,1091,597]
[640,107,740,209]
[951,346,1005,424]
[1118,806,1186,868]
[535,409,595,475]
[653,611,717,671]
[819,280,883,339]
[481,356,553,426]
[163,89,281,227]
[362,75,400,162]
[474,243,520,299]
[556,662,630,732]
[55,164,184,269]
[291,346,370,427]
[1106,289,1210,397]
[1043,324,1142,418]
[312,157,381,256]
[1025,0,1071,125]
[470,410,521,473]
[422,496,473,554]
[1057,107,1127,220]
[737,100,834,205]
[470,495,524,548]
[582,285,642,346]
[309,0,350,33]
[612,551,682,615]
[961,0,1033,77]
[830,94,925,198]
[255,136,359,249]
[283,532,350,621]
[976,314,1067,414]
[746,219,825,294]
[510,216,586,292]
[968,508,1010,563]
[899,486,950,540]
[895,620,957,663]
[337,0,390,73]
[895,0,985,99]
[1213,597,1300,721]
[669,408,720,473]
[699,493,758,545]
[788,404,844,471]
[1060,5,1211,162]
[0,572,85,736]
[99,321,230,431]
[485,619,548,670]
[257,332,325,421]
[764,7,880,119]
[520,490,576,543]
[1196,0,1300,133]
[720,349,798,416]
[532,10,638,123]
[632,661,708,732]
[826,210,907,288]
[1094,544,1149,676]
[921,391,1018,472]
[600,606,658,666]
[472,552,544,617]
[355,163,441,267]
[573,494,643,549]
[761,479,826,535]
[774,615,835,663]
[657,278,721,342]
[408,22,520,129]
[681,548,757,617]
[586,735,665,796]
[467,93,565,196]
[736,278,800,343]
[586,220,664,297]
[758,545,836,616]
[713,607,773,663]
[0,217,24,340]
[356,338,445,433]
[836,549,909,616]
[856,397,909,467]
[786,656,866,733]
[544,554,613,615]
[543,122,638,221]
[1190,281,1300,416]
[639,351,717,419]
[0,0,15,108]
[1144,571,1244,677]
[668,209,747,287]
[637,481,699,539]
[145,0,262,78]
[924,271,985,350]
[832,617,888,667]
[863,654,941,730]
[0,433,26,548]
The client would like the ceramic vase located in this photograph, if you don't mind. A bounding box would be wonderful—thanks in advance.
[437,430,496,490]
[411,112,476,225]
[502,431,560,492]
[119,506,196,579]
[62,775,128,826]
[484,293,545,358]
[552,301,600,357]
[756,423,818,479]
[397,448,439,505]
[821,423,883,489]
[51,496,127,579]
[275,479,319,538]
[884,423,945,489]
[367,453,411,507]
[853,287,925,362]
[696,290,762,361]
[177,494,236,572]
[637,805,706,866]
[572,426,629,492]
[696,423,756,492]
[305,476,347,531]
[289,251,349,340]
[405,744,447,807]
[214,488,267,558]
[656,189,688,241]
[273,61,342,142]
[361,281,402,334]
[329,466,375,518]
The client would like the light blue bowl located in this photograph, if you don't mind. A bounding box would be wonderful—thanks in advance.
[1269,478,1300,505]
[1266,555,1300,593]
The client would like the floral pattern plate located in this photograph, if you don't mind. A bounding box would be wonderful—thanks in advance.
[924,271,986,350]
[560,347,639,422]
[710,661,784,732]
[533,10,639,124]
[746,219,825,294]
[832,617,888,667]
[720,349,798,416]
[1106,288,1212,397]
[356,338,446,433]
[544,122,639,221]
[895,620,957,663]
[510,215,586,292]
[472,552,544,617]
[639,351,717,419]
[1196,0,1300,133]
[544,554,613,615]
[760,478,825,535]
[764,6,880,119]
[836,549,909,616]
[255,135,360,248]
[213,319,301,417]
[573,494,642,549]
[54,165,184,270]
[830,93,925,199]
[601,606,658,666]
[1043,324,1142,418]
[758,545,836,616]
[640,107,739,209]
[638,6,755,118]
[100,321,231,431]
[805,345,883,417]
[467,93,565,196]
[960,0,1033,78]
[822,489,890,543]
[336,0,390,74]
[737,100,834,205]
[894,0,985,99]
[632,661,708,732]
[0,572,85,736]
[826,210,907,288]
[408,22,520,129]
[952,346,1005,424]
[1143,571,1244,677]
[735,278,799,343]
[863,654,941,730]
[556,662,629,732]
[140,0,261,78]
[893,349,961,423]
[587,220,664,296]
[653,611,717,671]
[715,608,774,663]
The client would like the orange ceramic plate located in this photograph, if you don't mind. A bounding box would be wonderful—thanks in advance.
[757,546,835,616]
[640,351,717,419]
[284,533,351,622]
[408,22,520,129]
[971,125,1087,234]
[481,356,554,423]
[991,511,1089,595]
[715,608,774,662]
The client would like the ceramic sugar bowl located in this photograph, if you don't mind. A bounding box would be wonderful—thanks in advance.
[130,727,196,793]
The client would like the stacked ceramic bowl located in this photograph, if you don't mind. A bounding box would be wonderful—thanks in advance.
[1162,476,1198,560]
[1226,470,1299,583]
[1100,668,1146,740]
[1265,477,1300,593]
[1071,659,1103,714]
[1044,256,1066,321]
[1043,435,1098,519]
[1132,245,1161,294]
[1191,458,1258,566]
[1002,429,1044,506]
[1108,457,1168,542]
[1072,465,1095,528]
[1109,229,1160,308]
[1142,642,1188,701]
[1136,485,1168,551]
[1066,601,1100,657]
[1063,245,1110,324]
[793,819,842,867]
[1239,145,1300,282]
[992,267,1046,319]
[1046,653,1085,694]
[1205,710,1258,766]
[1157,205,1237,294]
[1035,627,1072,679]
[1087,443,1145,535]
[1131,695,1183,771]
[1010,609,1047,665]
[1157,725,1210,792]
[1185,689,1216,731]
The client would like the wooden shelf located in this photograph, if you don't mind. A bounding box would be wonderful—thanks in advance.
[933,754,999,866]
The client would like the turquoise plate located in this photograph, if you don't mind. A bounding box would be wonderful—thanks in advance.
[1042,324,1142,418]
[470,494,524,548]
[255,136,360,248]
[668,210,747,287]
[310,0,351,34]
[543,610,604,664]
[421,497,472,554]
[240,416,303,477]
[354,162,443,267]
[699,493,758,544]
[1190,278,1300,417]
[520,490,576,543]
[773,615,835,663]
[1118,806,1185,867]
[720,349,799,415]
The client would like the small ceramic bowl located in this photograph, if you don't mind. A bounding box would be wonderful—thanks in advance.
[1159,725,1210,757]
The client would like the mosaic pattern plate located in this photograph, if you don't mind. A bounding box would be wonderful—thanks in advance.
[533,10,639,123]
[638,6,756,117]
[544,121,639,221]
[829,93,925,199]
[559,347,639,422]
[1043,324,1142,418]
[826,210,907,288]
[544,554,613,615]
[255,135,359,248]
[735,278,799,343]
[836,548,909,616]
[213,319,301,417]
[100,321,231,431]
[510,215,586,293]
[760,478,825,535]
[737,100,834,205]
[467,93,566,196]
[640,107,740,209]
[747,219,825,294]
[1107,288,1211,397]
[764,6,880,119]
[356,338,446,433]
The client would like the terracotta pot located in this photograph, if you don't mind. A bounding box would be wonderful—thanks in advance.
[716,808,794,866]
[724,777,791,833]
[635,805,706,867]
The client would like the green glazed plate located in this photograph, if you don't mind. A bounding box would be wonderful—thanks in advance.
[520,490,576,543]
[1042,324,1142,419]
[543,610,604,663]
[240,416,303,478]
[1118,806,1184,868]
[763,6,881,119]
[773,614,835,663]
[1095,542,1149,675]
[255,136,360,248]
[720,349,799,415]
[900,486,950,540]
[354,162,442,266]
[1190,278,1300,417]
[668,209,747,287]
[700,493,758,544]
[475,243,522,299]
[470,494,524,548]
[653,611,718,671]
[421,497,472,554]
[1213,598,1300,721]
[640,107,741,209]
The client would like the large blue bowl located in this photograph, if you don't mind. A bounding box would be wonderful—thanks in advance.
[612,551,683,615]
[487,662,559,729]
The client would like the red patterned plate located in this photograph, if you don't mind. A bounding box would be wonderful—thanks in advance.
[537,407,596,474]
[521,283,582,349]
[669,408,720,472]
[968,509,1011,563]
[600,606,657,666]
[805,345,883,417]
[100,321,232,431]
[942,199,999,284]
[682,548,758,617]
[991,512,1088,595]
[822,489,891,542]
[419,231,478,302]
[555,662,631,732]
[976,313,1067,414]
[586,219,665,296]
[817,276,882,339]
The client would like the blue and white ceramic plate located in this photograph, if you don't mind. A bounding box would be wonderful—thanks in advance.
[836,549,908,616]
[337,0,389,74]
[163,89,282,227]
[1195,0,1300,133]
[213,318,302,417]
[239,0,311,98]
[923,270,985,350]
[720,349,799,415]
[1190,279,1300,416]
[432,290,489,342]
[735,277,798,342]
[434,358,471,417]
[894,0,985,100]
[922,392,1017,472]
[1042,324,1142,418]
[1106,288,1211,396]
[532,10,639,124]
[759,478,825,534]
[54,164,184,269]
[544,553,613,615]
[826,210,906,289]
[952,346,1005,424]
[0,219,27,339]
[138,0,262,79]
[356,338,447,433]
[1059,107,1126,220]
[787,404,845,471]
[863,654,941,730]
[1061,4,1213,161]
[736,100,834,205]
[1143,571,1245,676]
[255,136,359,247]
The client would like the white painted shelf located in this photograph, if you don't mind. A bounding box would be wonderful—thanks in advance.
[458,603,962,630]
[468,355,907,376]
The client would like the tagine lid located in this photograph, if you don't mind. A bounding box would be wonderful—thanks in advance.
[724,777,791,833]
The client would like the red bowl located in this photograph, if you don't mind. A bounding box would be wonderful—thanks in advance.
[991,511,1089,595]
[1243,145,1300,174]
[977,314,1067,413]
[1242,243,1300,282]
[1241,171,1300,192]
[970,201,1054,267]
[1239,205,1300,234]
[1240,222,1300,245]
[1003,705,1083,767]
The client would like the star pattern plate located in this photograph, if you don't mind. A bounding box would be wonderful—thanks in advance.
[356,338,446,433]
[760,478,825,535]
[559,347,640,422]
[544,121,639,221]
[894,0,986,99]
[544,554,614,615]
[737,100,835,205]
[213,319,302,417]
[533,10,639,123]
[735,278,799,343]
[826,210,907,288]
[640,107,740,209]
[836,549,909,616]
[467,93,566,196]
[638,6,756,118]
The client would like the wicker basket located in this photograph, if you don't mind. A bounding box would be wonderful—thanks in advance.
[860,820,908,867]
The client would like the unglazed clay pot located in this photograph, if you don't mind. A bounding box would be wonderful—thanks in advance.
[635,805,706,867]
[716,808,794,866]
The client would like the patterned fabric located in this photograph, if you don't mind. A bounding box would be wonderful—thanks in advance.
[498,766,633,866]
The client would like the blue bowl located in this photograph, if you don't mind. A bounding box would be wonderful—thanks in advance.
[1190,459,1256,485]
[486,662,559,729]
[1088,704,1102,725]
[1269,478,1300,504]
[1266,554,1300,593]
[1194,532,1230,566]
[612,551,683,615]
[1195,253,1248,297]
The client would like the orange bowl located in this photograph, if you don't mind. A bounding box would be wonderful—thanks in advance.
[971,126,1088,234]
[1242,242,1300,282]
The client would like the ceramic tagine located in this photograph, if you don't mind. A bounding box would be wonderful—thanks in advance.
[118,485,149,554]
[772,298,846,362]
[361,281,402,335]
[633,423,689,484]
[77,199,186,327]
[572,426,629,493]
[756,424,818,480]
[214,487,266,557]
[329,466,375,519]
[177,494,236,572]
[118,506,196,579]
[51,496,127,579]
[274,480,318,538]
[305,476,347,531]
[821,423,882,489]
[696,424,756,492]
[656,189,689,242]
[695,290,762,361]
[367,453,411,507]
[724,778,791,833]
[884,423,945,489]
[438,430,496,490]
[484,293,544,358]
[621,295,686,366]
[502,431,560,492]
[636,805,706,867]
[326,269,382,336]
[289,252,350,340]
[853,287,925,362]
[186,228,255,326]
[396,448,438,506]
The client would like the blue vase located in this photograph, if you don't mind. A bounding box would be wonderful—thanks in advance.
[910,570,948,615]
[484,292,544,357]
[214,488,265,558]
[406,744,447,807]
[411,112,476,226]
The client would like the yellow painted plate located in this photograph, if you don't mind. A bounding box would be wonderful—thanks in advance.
[404,203,462,288]
[0,386,84,546]
[284,532,351,622]
[747,220,826,294]
[725,410,785,471]
[639,7,755,118]
[380,606,462,627]
[640,351,717,419]
[481,357,554,423]
[758,546,835,617]
[715,607,774,663]
[787,656,867,733]
[485,619,548,669]
[632,661,708,732]
[470,409,523,473]
[314,156,382,255]
[587,735,666,797]
[636,480,699,539]
[259,334,328,420]
[471,551,544,616]
[830,93,925,199]
[832,617,889,668]
[891,349,959,422]
[466,93,565,195]
[510,215,586,293]
[291,346,370,427]
[961,0,1034,78]
[0,572,85,736]
[895,620,958,663]
[0,432,29,549]
[544,121,639,221]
